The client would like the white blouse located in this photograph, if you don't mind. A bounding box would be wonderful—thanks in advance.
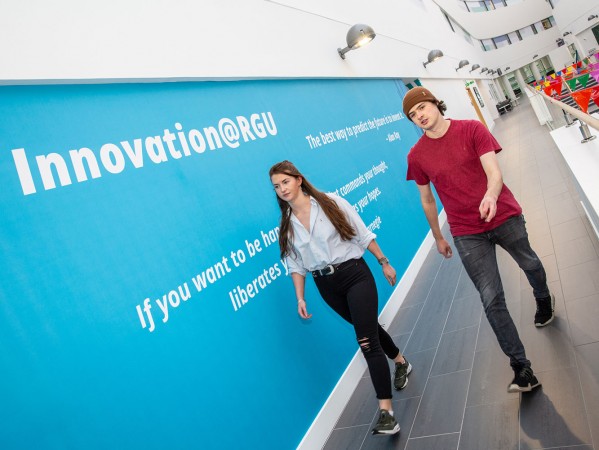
[286,194,376,276]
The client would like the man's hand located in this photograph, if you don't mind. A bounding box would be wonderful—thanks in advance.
[435,238,453,258]
[479,194,498,222]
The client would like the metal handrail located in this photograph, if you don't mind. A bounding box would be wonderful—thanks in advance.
[526,85,599,132]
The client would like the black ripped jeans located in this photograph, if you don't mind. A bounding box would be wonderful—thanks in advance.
[314,258,400,399]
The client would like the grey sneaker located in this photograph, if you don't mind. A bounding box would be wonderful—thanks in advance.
[535,293,555,327]
[372,409,400,435]
[394,357,412,390]
[507,366,541,393]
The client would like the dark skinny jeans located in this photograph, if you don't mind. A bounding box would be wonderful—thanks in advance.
[453,214,550,371]
[314,258,400,400]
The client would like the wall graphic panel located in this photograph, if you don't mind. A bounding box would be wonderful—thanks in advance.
[0,79,428,449]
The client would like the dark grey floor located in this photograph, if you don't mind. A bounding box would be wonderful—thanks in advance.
[323,97,599,450]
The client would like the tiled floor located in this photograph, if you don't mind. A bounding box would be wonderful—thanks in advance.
[323,98,599,450]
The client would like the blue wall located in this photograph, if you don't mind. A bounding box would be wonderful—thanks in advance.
[0,79,428,449]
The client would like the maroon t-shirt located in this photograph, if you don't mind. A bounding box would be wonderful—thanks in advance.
[406,119,522,237]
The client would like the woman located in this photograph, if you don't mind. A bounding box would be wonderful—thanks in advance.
[269,160,411,436]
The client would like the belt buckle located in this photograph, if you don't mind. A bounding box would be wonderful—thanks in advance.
[324,264,335,275]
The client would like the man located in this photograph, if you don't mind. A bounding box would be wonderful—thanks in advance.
[403,86,554,393]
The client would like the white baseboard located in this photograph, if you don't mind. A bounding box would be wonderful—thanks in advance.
[297,211,447,450]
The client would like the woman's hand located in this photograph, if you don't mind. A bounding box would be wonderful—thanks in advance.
[297,299,312,319]
[382,264,397,286]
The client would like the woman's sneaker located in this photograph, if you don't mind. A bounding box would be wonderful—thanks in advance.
[507,366,541,393]
[535,293,555,327]
[394,357,412,390]
[372,409,400,435]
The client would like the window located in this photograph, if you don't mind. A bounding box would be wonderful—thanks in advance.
[493,34,511,48]
[473,87,485,107]
[508,31,521,43]
[519,26,535,39]
[469,1,488,12]
[460,0,524,12]
[477,18,552,52]
[481,39,496,51]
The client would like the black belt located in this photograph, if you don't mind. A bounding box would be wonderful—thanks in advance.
[312,259,358,278]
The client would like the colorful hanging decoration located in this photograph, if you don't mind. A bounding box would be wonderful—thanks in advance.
[566,77,578,90]
[571,88,593,113]
[549,77,563,95]
[578,73,590,89]
[592,86,599,108]
[591,69,599,84]
[543,77,562,96]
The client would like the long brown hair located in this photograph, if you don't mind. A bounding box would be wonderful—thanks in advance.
[269,160,356,260]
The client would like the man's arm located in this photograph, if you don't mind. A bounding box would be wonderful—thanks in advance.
[479,151,504,223]
[416,183,453,258]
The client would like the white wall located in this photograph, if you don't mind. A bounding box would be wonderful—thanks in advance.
[553,0,599,57]
[578,25,599,55]
[553,0,599,34]
[418,78,484,122]
[0,0,480,83]
[548,45,578,71]
[2,0,598,86]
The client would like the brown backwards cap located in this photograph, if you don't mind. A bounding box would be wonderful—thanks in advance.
[402,87,439,120]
